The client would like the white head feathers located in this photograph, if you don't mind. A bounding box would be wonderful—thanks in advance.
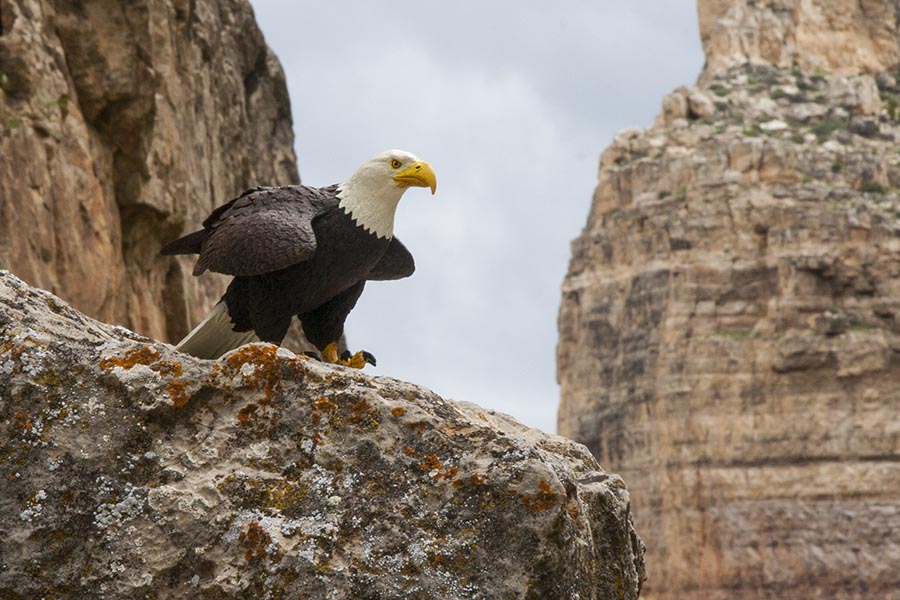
[337,149,434,239]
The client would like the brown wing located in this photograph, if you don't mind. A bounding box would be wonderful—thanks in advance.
[367,237,415,281]
[192,185,337,277]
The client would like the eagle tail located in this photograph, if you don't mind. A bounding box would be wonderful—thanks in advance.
[161,230,206,256]
[176,301,259,359]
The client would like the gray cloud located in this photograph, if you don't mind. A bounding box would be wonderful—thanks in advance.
[249,1,703,432]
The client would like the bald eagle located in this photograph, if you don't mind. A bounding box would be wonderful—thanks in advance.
[161,149,436,368]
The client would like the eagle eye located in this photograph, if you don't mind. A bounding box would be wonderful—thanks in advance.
[390,159,402,169]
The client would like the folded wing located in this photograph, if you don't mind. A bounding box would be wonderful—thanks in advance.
[162,185,337,277]
[367,237,415,281]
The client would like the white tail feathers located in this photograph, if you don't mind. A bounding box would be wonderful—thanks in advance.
[175,301,259,359]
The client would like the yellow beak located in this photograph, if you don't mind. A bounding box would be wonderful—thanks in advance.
[393,161,437,194]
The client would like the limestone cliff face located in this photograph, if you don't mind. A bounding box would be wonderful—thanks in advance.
[698,0,900,78]
[0,0,298,343]
[558,1,900,598]
[0,271,645,599]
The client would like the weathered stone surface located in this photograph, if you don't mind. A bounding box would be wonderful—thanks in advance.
[0,271,645,599]
[0,0,298,345]
[558,57,900,600]
[698,0,900,79]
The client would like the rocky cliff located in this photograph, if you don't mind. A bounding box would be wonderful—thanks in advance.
[0,0,298,344]
[558,1,900,598]
[0,270,645,599]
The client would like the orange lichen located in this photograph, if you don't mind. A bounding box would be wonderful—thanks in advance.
[411,458,459,482]
[314,396,337,412]
[166,381,192,408]
[404,447,416,456]
[237,403,259,425]
[238,522,272,562]
[566,503,580,518]
[419,454,443,472]
[99,347,161,371]
[349,398,379,428]
[223,344,284,402]
[98,346,184,380]
[521,480,559,512]
[391,406,405,417]
[14,409,32,431]
[154,360,183,378]
[436,466,458,480]
[406,420,428,433]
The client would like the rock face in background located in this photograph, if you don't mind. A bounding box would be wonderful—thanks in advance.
[0,270,645,599]
[0,0,298,344]
[558,1,900,598]
[698,0,900,78]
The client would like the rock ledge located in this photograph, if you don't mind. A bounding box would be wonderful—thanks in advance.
[0,271,643,599]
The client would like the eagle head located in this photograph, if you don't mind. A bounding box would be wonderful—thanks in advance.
[337,149,437,239]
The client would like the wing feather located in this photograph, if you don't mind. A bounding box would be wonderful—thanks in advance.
[367,237,415,281]
[194,185,337,276]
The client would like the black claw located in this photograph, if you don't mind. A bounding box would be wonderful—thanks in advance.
[362,351,377,367]
[339,350,352,361]
[304,351,323,361]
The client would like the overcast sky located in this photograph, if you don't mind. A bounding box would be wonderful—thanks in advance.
[249,1,704,433]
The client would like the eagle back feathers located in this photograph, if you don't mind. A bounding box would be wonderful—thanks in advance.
[193,185,338,277]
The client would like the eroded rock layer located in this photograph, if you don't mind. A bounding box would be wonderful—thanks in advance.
[558,33,900,600]
[0,271,644,599]
[0,0,298,343]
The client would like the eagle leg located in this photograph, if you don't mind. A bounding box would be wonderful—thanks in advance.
[321,342,376,369]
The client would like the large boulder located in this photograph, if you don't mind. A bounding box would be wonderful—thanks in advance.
[0,270,644,599]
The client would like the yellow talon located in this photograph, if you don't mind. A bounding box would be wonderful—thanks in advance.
[322,342,340,363]
[343,351,368,369]
[320,342,373,370]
